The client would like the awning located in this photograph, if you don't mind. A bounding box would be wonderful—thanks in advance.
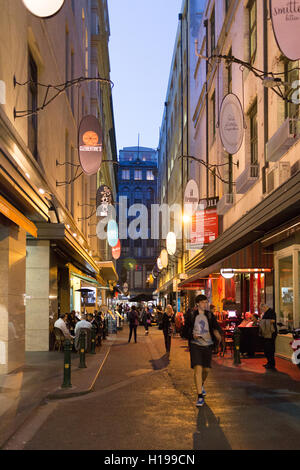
[96,260,118,282]
[261,215,300,247]
[0,194,37,237]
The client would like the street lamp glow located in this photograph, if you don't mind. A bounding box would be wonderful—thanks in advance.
[22,0,65,18]
[183,214,191,224]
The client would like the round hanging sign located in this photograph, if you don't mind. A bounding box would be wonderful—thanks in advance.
[160,249,169,268]
[112,239,121,260]
[78,115,103,175]
[166,232,177,256]
[270,0,300,61]
[219,93,244,155]
[157,257,163,271]
[107,220,118,248]
[22,0,65,18]
[184,179,199,216]
[96,185,113,217]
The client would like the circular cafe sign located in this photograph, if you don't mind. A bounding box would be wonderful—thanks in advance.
[166,232,176,256]
[184,179,199,216]
[22,0,65,18]
[78,115,103,175]
[219,93,244,155]
[270,0,300,61]
[107,220,119,248]
[160,249,169,268]
[112,239,121,260]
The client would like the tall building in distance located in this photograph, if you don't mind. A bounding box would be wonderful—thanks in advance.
[117,146,158,300]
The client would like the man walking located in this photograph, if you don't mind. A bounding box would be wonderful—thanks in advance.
[185,295,222,407]
[128,305,139,343]
[259,303,277,370]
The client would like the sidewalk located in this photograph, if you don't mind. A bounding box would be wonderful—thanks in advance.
[0,336,115,448]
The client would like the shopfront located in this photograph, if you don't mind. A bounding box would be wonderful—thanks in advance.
[261,217,300,359]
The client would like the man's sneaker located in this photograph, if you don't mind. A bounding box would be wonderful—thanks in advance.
[202,386,206,397]
[196,396,205,407]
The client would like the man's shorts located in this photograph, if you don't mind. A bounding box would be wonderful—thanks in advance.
[190,343,213,369]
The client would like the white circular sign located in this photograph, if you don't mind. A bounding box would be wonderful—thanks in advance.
[166,232,176,256]
[184,179,199,216]
[23,0,65,18]
[160,249,169,268]
[219,93,244,155]
[157,257,163,271]
[270,0,300,61]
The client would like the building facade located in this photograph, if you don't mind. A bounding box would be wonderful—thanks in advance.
[117,146,158,300]
[0,0,117,373]
[158,0,300,360]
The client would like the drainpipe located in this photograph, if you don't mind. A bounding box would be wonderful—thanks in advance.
[263,0,269,194]
[204,18,209,200]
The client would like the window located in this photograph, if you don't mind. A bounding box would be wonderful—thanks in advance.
[122,169,130,180]
[28,51,38,159]
[248,0,257,64]
[146,170,154,181]
[210,7,215,54]
[134,170,142,180]
[249,101,258,165]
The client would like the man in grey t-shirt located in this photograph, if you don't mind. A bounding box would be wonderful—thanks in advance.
[187,295,222,407]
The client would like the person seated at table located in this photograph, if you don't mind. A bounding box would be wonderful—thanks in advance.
[87,313,99,334]
[54,313,74,340]
[239,312,253,328]
[75,313,92,334]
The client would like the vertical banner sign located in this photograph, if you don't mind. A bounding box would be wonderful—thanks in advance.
[219,94,244,155]
[189,208,219,249]
[22,0,65,18]
[270,0,300,61]
[78,115,103,175]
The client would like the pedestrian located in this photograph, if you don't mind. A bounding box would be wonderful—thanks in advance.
[259,303,277,370]
[142,306,151,335]
[185,295,222,407]
[128,305,139,343]
[162,305,175,356]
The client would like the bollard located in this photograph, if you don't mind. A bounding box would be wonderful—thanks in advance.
[233,327,241,365]
[90,325,97,354]
[61,339,72,388]
[78,330,87,368]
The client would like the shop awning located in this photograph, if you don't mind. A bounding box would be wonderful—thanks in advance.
[0,194,37,237]
[96,260,118,282]
[261,215,300,247]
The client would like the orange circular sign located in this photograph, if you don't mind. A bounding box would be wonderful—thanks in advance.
[83,131,99,146]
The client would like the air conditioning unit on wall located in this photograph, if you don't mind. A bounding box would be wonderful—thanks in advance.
[266,118,300,162]
[266,162,291,194]
[217,193,235,215]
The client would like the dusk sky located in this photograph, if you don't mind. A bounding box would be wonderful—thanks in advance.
[108,0,183,153]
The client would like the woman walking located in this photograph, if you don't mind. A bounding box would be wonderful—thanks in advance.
[162,305,175,356]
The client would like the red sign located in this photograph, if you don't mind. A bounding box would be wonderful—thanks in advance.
[190,209,218,247]
[112,239,121,260]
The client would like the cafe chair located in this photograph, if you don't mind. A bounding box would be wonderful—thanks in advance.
[222,330,234,356]
[53,327,66,352]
